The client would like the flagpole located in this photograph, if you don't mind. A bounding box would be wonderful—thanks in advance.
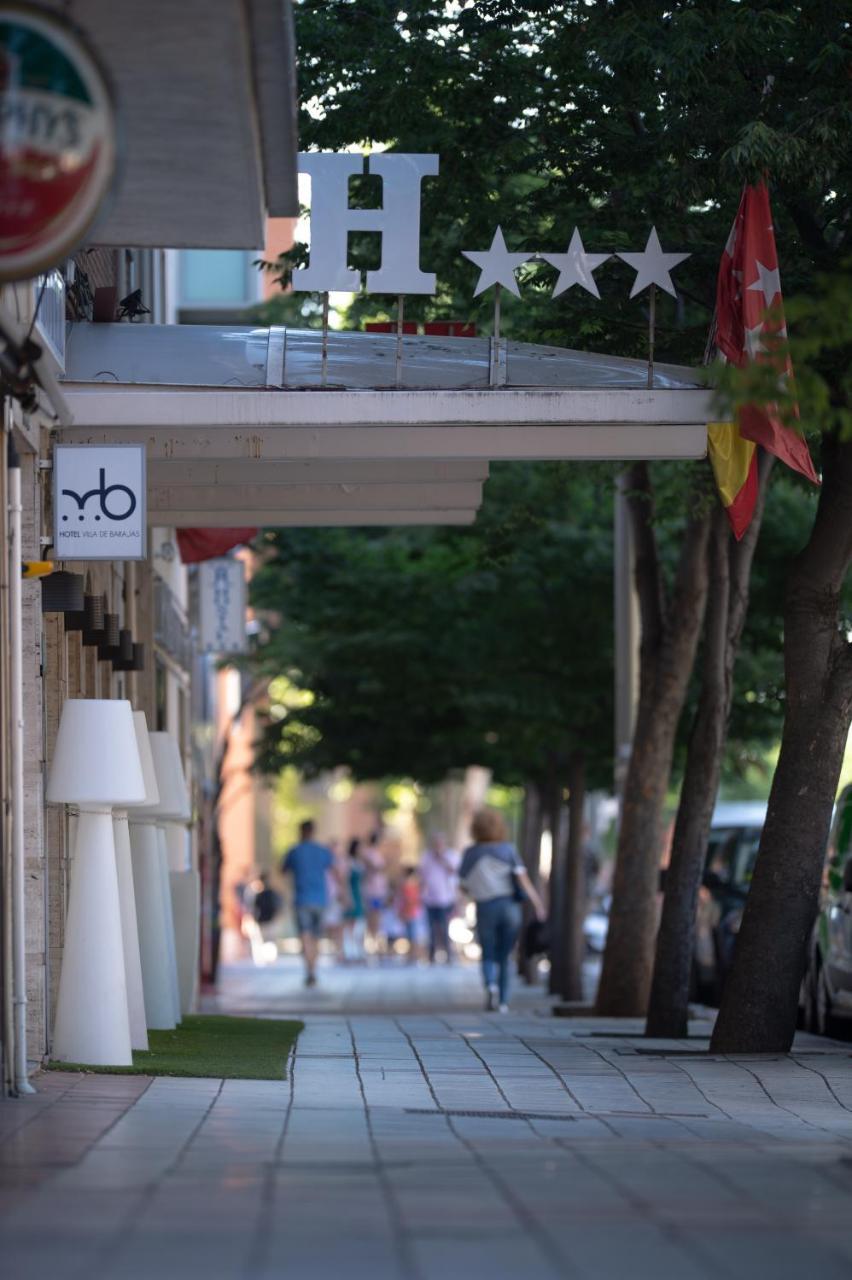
[647,282,656,389]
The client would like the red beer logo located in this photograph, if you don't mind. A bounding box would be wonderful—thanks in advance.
[0,7,116,281]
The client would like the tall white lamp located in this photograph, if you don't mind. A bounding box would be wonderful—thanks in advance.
[112,714,160,1050]
[143,734,196,1017]
[129,719,177,1030]
[48,699,145,1066]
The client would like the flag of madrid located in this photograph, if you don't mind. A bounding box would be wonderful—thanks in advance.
[708,181,818,539]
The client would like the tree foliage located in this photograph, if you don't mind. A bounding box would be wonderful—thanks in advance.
[276,3,848,379]
[250,464,615,791]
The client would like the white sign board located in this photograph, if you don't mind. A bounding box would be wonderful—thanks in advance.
[198,558,247,654]
[54,444,146,560]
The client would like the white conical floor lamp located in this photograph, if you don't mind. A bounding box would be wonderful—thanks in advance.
[165,819,200,1016]
[144,734,195,1018]
[112,712,161,1050]
[129,718,177,1030]
[48,699,146,1066]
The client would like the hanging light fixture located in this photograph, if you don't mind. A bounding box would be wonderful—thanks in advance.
[81,593,106,646]
[113,638,145,672]
[112,627,134,668]
[97,612,121,661]
[42,570,85,614]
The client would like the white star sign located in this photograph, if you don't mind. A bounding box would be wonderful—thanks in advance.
[462,226,532,297]
[541,228,610,299]
[617,226,690,299]
[747,260,781,308]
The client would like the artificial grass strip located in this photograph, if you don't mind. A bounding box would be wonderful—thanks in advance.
[48,1014,303,1080]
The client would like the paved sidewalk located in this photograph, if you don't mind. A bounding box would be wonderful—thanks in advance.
[3,1005,852,1279]
[204,953,589,1014]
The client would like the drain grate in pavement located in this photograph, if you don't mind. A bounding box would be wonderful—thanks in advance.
[405,1107,716,1121]
[405,1108,581,1121]
[630,1048,716,1058]
[575,1031,711,1041]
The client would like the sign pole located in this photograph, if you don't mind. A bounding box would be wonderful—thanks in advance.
[647,283,656,389]
[321,292,330,387]
[395,294,405,389]
[489,282,502,386]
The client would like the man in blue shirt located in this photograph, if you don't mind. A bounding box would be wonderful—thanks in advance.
[282,819,336,987]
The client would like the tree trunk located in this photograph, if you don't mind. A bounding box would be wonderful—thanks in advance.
[646,455,773,1038]
[712,435,852,1053]
[555,752,587,1002]
[596,464,712,1016]
[518,783,544,983]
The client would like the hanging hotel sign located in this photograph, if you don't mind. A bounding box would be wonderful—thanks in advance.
[54,444,146,560]
[0,5,118,282]
[198,558,247,654]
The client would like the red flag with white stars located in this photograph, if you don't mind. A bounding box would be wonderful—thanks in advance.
[715,181,818,485]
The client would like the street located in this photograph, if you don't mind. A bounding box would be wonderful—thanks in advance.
[3,958,852,1278]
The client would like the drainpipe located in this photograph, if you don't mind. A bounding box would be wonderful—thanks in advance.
[8,436,34,1094]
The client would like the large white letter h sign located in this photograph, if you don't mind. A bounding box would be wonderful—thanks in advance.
[293,153,438,295]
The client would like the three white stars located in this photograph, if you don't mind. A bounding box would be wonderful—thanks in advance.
[462,225,689,300]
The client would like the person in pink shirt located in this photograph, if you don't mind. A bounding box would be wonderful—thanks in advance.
[419,833,461,963]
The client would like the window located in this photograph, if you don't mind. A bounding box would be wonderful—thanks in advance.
[178,250,260,308]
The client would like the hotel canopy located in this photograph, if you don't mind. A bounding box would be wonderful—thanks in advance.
[59,323,712,527]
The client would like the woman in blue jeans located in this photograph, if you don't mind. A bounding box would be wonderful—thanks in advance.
[460,809,546,1012]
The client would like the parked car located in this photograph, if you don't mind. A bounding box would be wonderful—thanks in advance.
[583,894,610,955]
[581,802,767,1003]
[692,802,766,1004]
[800,785,852,1038]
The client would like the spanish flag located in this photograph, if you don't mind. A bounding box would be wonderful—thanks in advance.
[708,182,818,539]
[707,422,758,541]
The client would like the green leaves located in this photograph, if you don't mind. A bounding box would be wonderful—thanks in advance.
[249,464,615,790]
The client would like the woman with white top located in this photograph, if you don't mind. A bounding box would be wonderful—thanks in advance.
[460,809,546,1012]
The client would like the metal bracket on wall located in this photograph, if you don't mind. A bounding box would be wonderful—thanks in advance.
[488,337,507,387]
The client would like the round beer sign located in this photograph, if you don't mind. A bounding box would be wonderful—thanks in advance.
[0,5,116,282]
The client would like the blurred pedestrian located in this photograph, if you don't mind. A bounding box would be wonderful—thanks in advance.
[343,838,366,962]
[281,819,336,987]
[397,866,423,963]
[362,830,388,953]
[461,809,546,1012]
[244,871,282,966]
[323,839,347,957]
[252,872,281,928]
[419,833,460,963]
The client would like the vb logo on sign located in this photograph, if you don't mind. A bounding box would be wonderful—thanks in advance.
[61,467,137,523]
